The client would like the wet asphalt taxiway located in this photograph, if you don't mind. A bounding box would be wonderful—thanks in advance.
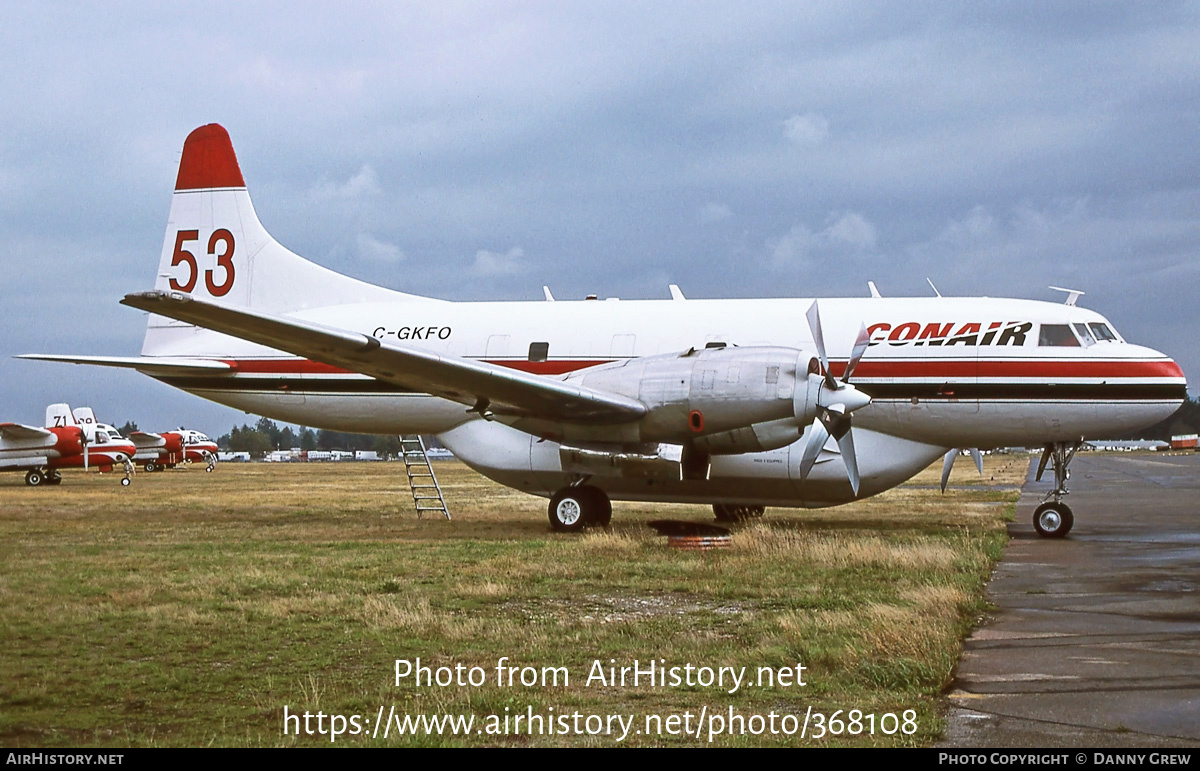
[941,452,1200,747]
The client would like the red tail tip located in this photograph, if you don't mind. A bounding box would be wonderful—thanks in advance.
[175,124,246,191]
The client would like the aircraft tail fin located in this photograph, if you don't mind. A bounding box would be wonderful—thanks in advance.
[144,124,431,356]
[45,403,77,430]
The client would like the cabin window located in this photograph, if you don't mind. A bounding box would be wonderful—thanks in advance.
[1089,323,1118,342]
[528,342,549,362]
[1038,324,1080,347]
[1072,323,1095,346]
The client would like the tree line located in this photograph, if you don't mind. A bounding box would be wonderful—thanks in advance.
[217,417,403,458]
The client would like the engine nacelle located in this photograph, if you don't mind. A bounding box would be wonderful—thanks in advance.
[563,346,823,453]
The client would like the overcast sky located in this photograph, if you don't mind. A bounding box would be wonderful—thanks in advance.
[1,2,1197,434]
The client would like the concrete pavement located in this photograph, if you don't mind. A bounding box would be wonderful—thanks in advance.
[941,452,1200,747]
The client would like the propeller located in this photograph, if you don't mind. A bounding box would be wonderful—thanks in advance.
[940,448,983,493]
[81,429,89,471]
[797,301,873,495]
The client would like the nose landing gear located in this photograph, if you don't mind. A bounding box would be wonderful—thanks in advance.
[1033,441,1081,538]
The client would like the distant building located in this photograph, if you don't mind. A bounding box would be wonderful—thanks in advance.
[1171,434,1198,450]
[1087,440,1169,452]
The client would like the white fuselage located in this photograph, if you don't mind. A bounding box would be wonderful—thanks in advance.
[143,294,1185,507]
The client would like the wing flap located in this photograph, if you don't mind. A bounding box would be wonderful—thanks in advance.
[119,291,647,424]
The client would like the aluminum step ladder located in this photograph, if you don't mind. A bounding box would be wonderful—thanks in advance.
[400,435,450,519]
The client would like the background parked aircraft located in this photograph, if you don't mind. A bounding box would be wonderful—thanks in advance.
[1,404,136,485]
[72,408,217,473]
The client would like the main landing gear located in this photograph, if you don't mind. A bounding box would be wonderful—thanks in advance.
[713,504,765,523]
[1033,441,1081,538]
[23,469,61,486]
[548,484,612,532]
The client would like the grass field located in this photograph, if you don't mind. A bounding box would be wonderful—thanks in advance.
[0,455,1026,747]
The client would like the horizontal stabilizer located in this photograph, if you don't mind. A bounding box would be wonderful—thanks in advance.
[120,291,648,425]
[15,354,235,377]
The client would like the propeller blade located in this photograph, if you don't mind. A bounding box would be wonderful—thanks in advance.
[835,427,860,496]
[941,448,985,493]
[798,417,830,481]
[843,324,871,383]
[801,305,872,497]
[1036,444,1052,481]
[806,301,837,390]
[940,449,957,493]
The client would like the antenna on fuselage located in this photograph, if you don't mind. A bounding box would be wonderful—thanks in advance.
[542,286,555,302]
[669,284,686,300]
[926,278,942,297]
[867,281,881,298]
[1048,286,1085,306]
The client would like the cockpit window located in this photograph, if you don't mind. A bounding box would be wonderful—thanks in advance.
[1088,323,1118,342]
[1038,324,1080,347]
[97,431,111,443]
[1072,323,1095,346]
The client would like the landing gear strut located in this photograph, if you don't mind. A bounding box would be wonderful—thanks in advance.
[120,458,135,487]
[713,504,765,523]
[548,484,611,532]
[1033,441,1080,538]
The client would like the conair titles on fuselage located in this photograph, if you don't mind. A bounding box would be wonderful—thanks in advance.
[867,321,1030,347]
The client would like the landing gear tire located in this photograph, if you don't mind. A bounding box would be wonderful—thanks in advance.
[713,504,765,523]
[1033,502,1073,538]
[47,470,62,485]
[25,469,44,487]
[144,462,158,473]
[120,477,131,487]
[548,485,609,532]
[586,490,613,527]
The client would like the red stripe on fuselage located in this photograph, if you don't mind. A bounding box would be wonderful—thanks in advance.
[836,359,1185,380]
[221,357,1183,381]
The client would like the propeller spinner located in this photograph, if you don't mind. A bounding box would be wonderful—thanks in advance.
[798,301,873,495]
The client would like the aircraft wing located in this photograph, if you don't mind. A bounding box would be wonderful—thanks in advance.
[128,432,166,449]
[14,354,234,377]
[119,291,648,424]
[0,423,52,441]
